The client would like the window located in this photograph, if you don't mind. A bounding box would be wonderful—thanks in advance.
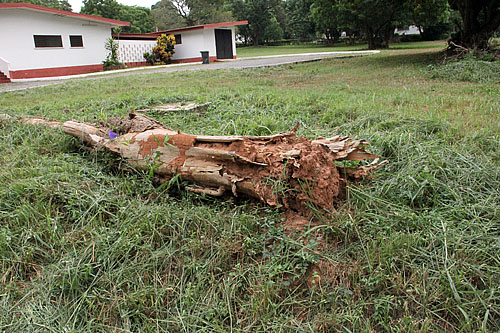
[34,35,63,48]
[70,35,84,47]
[174,34,182,44]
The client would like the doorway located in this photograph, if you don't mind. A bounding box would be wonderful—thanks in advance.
[215,29,233,60]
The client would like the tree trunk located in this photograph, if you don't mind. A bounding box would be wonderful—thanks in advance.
[382,25,395,48]
[366,27,376,49]
[450,0,500,50]
[2,113,386,217]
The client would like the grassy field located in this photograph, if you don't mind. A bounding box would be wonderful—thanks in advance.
[237,40,446,57]
[1,42,499,331]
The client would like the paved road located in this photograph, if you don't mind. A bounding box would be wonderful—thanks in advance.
[0,52,377,93]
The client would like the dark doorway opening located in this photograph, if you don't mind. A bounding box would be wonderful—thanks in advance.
[215,29,233,60]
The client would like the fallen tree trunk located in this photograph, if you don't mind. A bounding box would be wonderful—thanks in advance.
[2,112,387,216]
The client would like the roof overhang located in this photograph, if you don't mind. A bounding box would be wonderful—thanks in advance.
[148,21,249,36]
[0,3,129,27]
[115,33,157,40]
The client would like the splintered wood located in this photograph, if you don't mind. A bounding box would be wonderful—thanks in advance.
[2,112,387,217]
[136,102,211,113]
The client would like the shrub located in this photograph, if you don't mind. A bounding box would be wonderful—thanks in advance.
[143,52,155,65]
[145,34,176,65]
[103,37,125,70]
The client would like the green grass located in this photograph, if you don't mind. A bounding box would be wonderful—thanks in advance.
[1,42,499,331]
[428,57,500,83]
[237,40,446,57]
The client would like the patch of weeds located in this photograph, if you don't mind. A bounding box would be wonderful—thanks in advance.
[427,55,500,83]
[1,41,500,331]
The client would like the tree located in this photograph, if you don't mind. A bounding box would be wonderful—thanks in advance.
[310,0,455,48]
[167,0,233,26]
[286,0,316,39]
[81,0,120,18]
[448,0,500,50]
[81,0,154,33]
[231,0,283,45]
[151,0,185,30]
[264,16,284,42]
[117,5,154,33]
[338,0,412,49]
[409,0,450,36]
[0,0,72,11]
[310,0,342,43]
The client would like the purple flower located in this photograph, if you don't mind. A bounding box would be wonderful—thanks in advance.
[108,130,119,139]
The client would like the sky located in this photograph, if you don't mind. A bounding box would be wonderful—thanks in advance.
[67,0,159,12]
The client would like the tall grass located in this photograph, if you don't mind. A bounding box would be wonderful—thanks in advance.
[427,57,500,83]
[0,43,499,331]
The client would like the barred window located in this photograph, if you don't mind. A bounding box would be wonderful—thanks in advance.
[70,35,84,47]
[175,34,182,44]
[34,35,63,48]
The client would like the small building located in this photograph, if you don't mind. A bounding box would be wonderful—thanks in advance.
[394,25,421,36]
[115,21,248,67]
[0,2,129,81]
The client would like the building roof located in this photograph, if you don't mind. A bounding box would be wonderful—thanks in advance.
[115,21,248,40]
[115,33,157,41]
[148,21,249,36]
[0,2,130,27]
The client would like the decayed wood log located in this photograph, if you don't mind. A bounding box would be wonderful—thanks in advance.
[1,112,387,216]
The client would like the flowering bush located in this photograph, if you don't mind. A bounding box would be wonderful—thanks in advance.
[149,34,176,64]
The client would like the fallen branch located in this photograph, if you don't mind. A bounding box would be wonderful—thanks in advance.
[2,112,387,217]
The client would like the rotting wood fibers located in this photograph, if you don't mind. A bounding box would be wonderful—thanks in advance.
[1,112,387,218]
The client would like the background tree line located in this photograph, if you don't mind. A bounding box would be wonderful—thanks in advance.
[2,0,499,50]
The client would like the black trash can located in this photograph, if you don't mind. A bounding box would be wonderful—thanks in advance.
[200,51,210,64]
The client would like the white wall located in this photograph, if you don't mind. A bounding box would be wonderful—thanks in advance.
[171,29,212,61]
[0,9,112,71]
[118,26,238,65]
[171,26,236,61]
[0,57,10,78]
[203,27,237,59]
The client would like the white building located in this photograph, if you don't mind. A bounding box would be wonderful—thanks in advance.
[116,21,248,67]
[394,25,421,36]
[0,2,129,81]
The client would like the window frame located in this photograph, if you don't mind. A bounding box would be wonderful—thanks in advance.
[69,35,84,48]
[174,34,182,45]
[33,35,63,48]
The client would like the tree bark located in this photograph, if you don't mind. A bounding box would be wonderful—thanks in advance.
[2,113,386,217]
[450,0,500,50]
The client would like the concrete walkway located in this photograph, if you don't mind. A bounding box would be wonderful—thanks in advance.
[0,51,379,93]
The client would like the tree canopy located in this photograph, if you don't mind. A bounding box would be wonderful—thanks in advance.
[285,0,315,39]
[168,0,233,26]
[151,0,186,30]
[231,0,284,45]
[81,0,154,33]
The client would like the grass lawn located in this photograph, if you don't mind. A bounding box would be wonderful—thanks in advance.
[236,40,447,57]
[0,42,499,331]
